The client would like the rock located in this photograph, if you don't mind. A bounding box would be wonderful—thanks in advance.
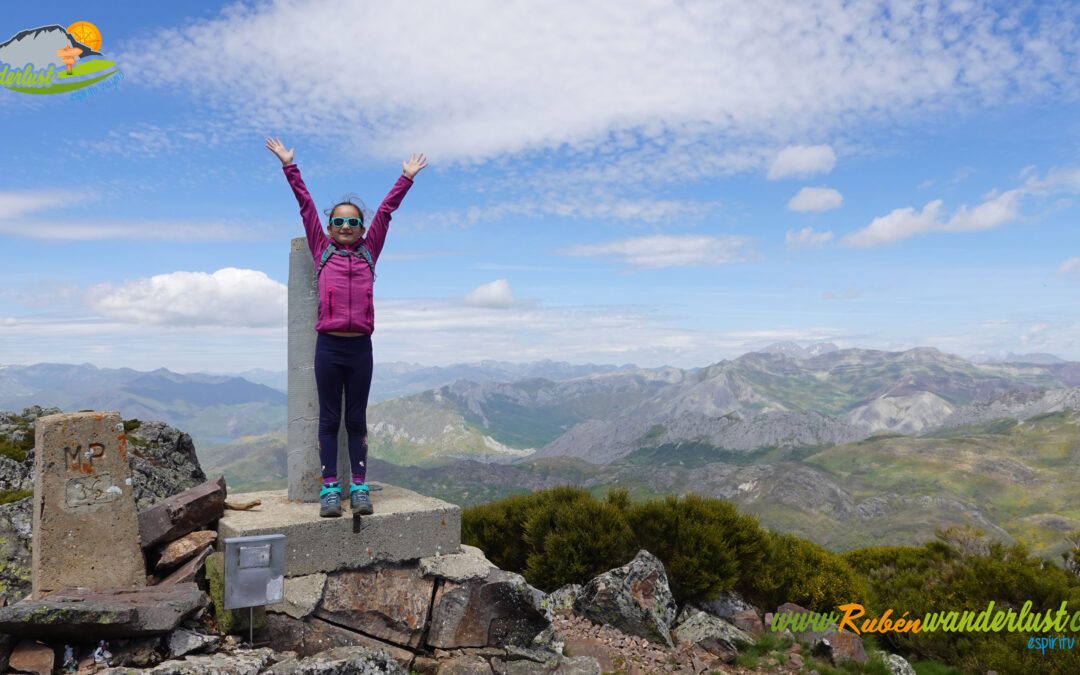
[264,645,408,674]
[729,609,764,636]
[0,583,207,640]
[0,632,14,671]
[138,476,226,549]
[439,654,494,674]
[32,411,146,598]
[560,636,615,671]
[0,496,33,603]
[154,530,217,571]
[427,568,549,649]
[572,550,677,648]
[19,406,62,423]
[315,566,431,647]
[0,455,31,492]
[121,646,276,674]
[300,617,415,670]
[166,627,219,658]
[789,652,804,669]
[412,655,440,675]
[530,626,566,657]
[8,639,53,675]
[540,584,581,621]
[698,590,758,620]
[419,544,497,582]
[885,652,917,675]
[813,630,868,665]
[671,607,752,663]
[504,644,556,664]
[264,613,306,653]
[267,572,327,619]
[111,636,163,667]
[553,656,602,674]
[157,545,213,586]
[125,421,206,511]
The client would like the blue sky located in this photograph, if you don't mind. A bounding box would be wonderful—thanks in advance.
[1,0,1079,372]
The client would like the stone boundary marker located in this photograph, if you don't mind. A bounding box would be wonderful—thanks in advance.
[288,236,351,502]
[32,411,145,599]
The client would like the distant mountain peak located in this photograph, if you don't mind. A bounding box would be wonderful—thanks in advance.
[755,341,839,360]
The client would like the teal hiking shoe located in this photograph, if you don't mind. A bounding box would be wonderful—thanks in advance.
[350,482,373,515]
[319,482,342,517]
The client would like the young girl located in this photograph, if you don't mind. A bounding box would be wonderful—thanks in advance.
[266,137,427,517]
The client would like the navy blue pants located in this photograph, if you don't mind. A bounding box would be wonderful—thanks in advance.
[314,333,373,482]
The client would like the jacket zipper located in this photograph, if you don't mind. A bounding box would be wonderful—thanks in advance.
[328,288,333,320]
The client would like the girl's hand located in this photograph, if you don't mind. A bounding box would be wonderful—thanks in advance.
[265,137,295,166]
[402,153,428,180]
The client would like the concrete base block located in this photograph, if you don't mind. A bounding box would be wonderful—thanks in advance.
[217,484,461,576]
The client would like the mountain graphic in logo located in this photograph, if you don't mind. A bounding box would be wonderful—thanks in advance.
[0,23,118,95]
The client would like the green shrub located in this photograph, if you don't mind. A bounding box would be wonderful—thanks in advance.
[0,488,32,505]
[123,419,143,433]
[626,493,769,606]
[0,430,34,462]
[462,486,614,576]
[845,535,1080,674]
[523,495,637,591]
[749,530,866,613]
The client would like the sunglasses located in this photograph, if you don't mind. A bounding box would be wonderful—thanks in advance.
[330,217,363,229]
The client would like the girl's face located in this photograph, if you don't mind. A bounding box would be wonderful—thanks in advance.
[327,204,364,246]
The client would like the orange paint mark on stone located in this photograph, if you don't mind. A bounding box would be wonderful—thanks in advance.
[118,435,127,462]
[441,519,446,526]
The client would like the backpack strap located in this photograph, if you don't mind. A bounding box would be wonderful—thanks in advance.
[316,243,376,280]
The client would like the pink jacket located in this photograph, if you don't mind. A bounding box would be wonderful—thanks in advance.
[284,163,413,334]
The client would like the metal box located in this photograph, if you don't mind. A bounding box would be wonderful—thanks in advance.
[223,534,285,610]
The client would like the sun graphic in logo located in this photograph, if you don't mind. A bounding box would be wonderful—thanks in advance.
[67,21,102,52]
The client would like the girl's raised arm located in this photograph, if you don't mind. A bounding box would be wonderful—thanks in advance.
[267,137,328,253]
[265,137,294,166]
[365,153,427,262]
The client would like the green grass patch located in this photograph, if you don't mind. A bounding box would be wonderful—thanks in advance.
[0,488,32,505]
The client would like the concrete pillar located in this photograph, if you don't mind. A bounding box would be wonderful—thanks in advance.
[288,237,350,502]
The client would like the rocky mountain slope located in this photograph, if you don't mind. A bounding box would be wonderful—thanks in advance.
[357,347,1080,467]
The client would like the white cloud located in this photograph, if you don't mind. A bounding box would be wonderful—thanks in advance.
[464,279,516,308]
[562,234,754,270]
[942,189,1022,231]
[785,227,834,249]
[0,220,256,242]
[787,187,843,212]
[842,163,1080,248]
[90,268,286,327]
[843,200,943,248]
[117,2,1080,164]
[0,190,90,219]
[1058,257,1080,279]
[410,196,718,229]
[768,146,837,180]
[0,189,259,241]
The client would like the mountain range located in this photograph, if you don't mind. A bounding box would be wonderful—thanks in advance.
[361,346,1080,466]
[192,345,1080,558]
